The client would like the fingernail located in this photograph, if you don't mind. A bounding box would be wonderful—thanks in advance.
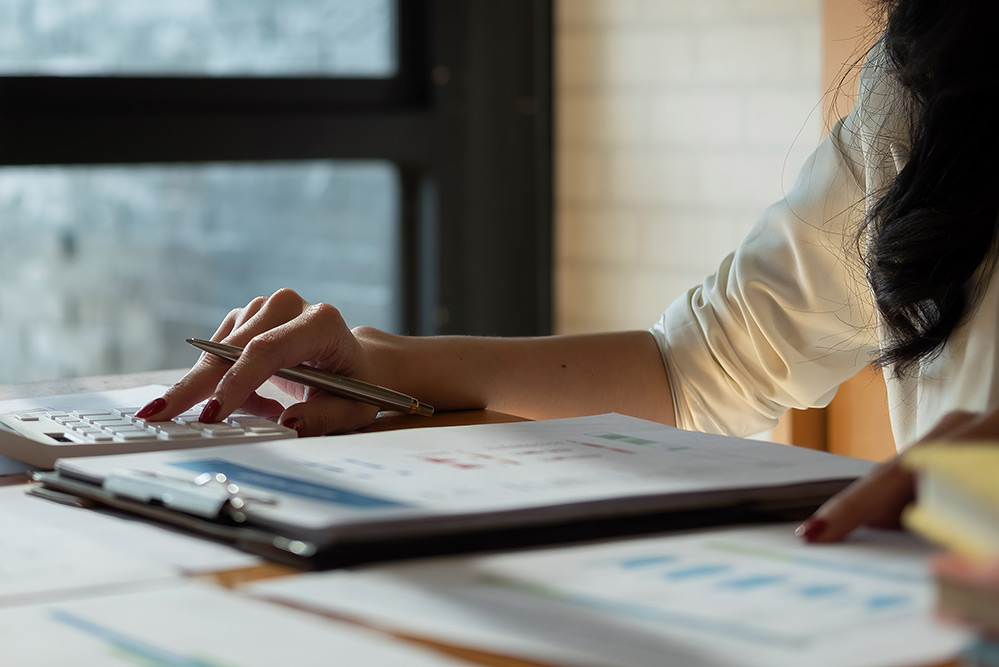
[199,398,222,423]
[795,518,827,542]
[282,417,303,435]
[135,397,167,419]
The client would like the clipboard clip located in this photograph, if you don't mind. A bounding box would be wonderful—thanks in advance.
[103,469,276,521]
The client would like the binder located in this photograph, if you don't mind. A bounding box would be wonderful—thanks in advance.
[30,413,875,569]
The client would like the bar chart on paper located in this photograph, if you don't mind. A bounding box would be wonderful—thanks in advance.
[469,524,970,665]
[482,530,923,649]
[0,583,466,667]
[48,608,229,667]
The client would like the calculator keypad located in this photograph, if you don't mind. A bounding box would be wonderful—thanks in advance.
[1,406,296,447]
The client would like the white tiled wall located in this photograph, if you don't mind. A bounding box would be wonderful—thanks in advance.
[554,0,823,334]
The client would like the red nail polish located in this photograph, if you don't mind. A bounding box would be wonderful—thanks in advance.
[282,417,303,435]
[796,518,827,542]
[136,397,167,420]
[199,398,222,423]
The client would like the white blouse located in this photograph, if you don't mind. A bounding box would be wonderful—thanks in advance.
[650,42,999,449]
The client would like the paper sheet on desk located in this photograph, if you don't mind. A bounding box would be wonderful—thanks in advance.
[0,385,168,474]
[246,524,972,667]
[0,498,177,605]
[0,485,260,574]
[0,581,468,667]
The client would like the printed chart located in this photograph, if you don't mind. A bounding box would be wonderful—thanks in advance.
[482,530,925,649]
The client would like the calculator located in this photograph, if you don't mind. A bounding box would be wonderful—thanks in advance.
[0,405,297,469]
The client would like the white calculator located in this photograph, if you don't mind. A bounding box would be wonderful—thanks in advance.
[0,405,297,469]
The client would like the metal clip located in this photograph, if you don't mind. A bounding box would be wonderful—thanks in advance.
[103,469,276,520]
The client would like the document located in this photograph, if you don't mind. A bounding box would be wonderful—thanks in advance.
[247,524,972,667]
[0,485,260,574]
[0,581,469,666]
[0,499,177,606]
[44,413,876,566]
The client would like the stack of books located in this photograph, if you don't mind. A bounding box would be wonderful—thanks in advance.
[903,444,999,663]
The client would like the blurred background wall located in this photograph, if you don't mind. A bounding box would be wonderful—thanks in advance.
[553,0,824,335]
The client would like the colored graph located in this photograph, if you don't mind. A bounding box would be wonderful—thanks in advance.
[479,531,930,650]
[51,610,231,667]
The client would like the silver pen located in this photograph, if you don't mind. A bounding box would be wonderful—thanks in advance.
[186,338,434,417]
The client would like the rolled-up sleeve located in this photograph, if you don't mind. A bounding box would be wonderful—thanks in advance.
[650,113,879,436]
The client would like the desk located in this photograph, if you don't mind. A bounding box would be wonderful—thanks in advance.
[0,369,542,667]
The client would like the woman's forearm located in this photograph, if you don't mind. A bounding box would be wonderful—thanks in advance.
[356,328,676,425]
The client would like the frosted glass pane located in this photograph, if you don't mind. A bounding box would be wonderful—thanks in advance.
[0,0,395,77]
[0,161,400,382]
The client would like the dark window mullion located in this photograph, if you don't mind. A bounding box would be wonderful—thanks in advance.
[0,112,434,166]
[0,77,420,115]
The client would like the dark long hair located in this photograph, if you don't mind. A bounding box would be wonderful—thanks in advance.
[863,0,999,375]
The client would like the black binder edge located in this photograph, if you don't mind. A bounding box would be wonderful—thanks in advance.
[30,470,845,570]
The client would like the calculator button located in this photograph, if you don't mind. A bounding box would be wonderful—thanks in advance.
[155,423,201,436]
[248,426,292,436]
[157,429,203,441]
[113,431,160,442]
[89,418,134,429]
[198,424,245,437]
[104,426,146,435]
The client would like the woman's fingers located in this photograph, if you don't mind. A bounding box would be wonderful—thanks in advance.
[134,306,243,420]
[228,295,270,331]
[238,391,288,422]
[138,289,312,421]
[202,301,369,426]
[279,392,380,437]
[797,456,914,543]
[797,408,993,543]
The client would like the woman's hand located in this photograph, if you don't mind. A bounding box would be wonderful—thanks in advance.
[797,406,999,543]
[135,288,380,436]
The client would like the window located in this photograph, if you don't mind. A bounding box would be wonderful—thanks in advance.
[0,0,552,382]
[0,0,396,77]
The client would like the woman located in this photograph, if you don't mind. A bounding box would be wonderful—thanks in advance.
[138,0,999,542]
